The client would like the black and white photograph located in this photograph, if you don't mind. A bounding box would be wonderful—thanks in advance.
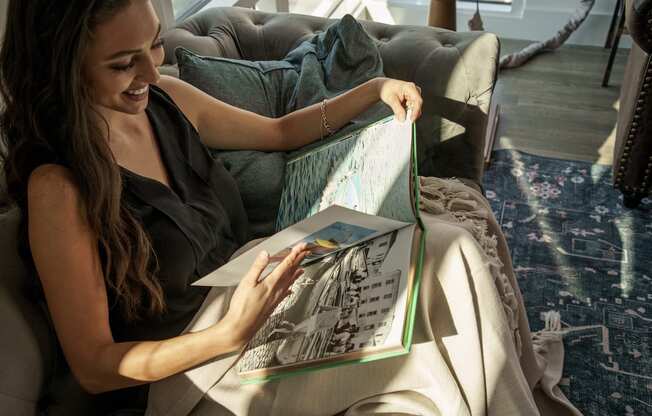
[237,229,405,374]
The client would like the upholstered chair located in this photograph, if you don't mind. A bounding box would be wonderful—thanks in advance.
[613,0,652,207]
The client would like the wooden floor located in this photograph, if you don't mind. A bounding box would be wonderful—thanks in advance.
[493,38,630,165]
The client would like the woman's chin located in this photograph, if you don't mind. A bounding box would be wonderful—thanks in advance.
[108,94,149,115]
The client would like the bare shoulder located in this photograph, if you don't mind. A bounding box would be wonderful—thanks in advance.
[156,75,201,106]
[28,164,77,197]
[156,75,201,128]
[156,74,188,96]
[27,164,83,222]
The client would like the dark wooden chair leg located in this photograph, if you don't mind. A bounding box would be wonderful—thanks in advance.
[605,0,622,48]
[602,2,626,87]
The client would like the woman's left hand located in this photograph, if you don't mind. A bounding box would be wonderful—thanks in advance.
[376,77,423,122]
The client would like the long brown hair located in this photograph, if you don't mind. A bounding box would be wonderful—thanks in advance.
[0,0,165,320]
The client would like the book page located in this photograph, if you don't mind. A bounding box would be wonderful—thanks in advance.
[236,224,416,380]
[276,114,415,231]
[193,205,411,287]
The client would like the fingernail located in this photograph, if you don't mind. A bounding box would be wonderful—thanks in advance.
[259,251,268,259]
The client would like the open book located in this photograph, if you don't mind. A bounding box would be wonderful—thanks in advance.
[194,113,425,383]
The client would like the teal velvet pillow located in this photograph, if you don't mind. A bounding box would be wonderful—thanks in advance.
[175,47,298,118]
[175,47,297,238]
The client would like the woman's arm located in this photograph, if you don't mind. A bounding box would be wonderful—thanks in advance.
[28,164,307,394]
[278,77,423,150]
[157,75,422,152]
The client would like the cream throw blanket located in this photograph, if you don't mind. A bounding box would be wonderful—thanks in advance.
[146,178,582,416]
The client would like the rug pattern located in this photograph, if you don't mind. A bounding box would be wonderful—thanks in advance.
[483,150,652,416]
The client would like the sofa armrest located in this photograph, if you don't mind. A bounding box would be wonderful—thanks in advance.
[162,7,500,185]
[612,2,652,197]
[0,208,54,415]
[627,0,652,53]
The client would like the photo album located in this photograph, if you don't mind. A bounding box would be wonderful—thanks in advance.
[194,112,425,383]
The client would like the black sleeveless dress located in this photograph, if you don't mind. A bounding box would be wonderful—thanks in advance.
[97,85,250,412]
[108,85,250,343]
[29,85,250,414]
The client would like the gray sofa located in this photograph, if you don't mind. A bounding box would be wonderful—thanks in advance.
[0,6,500,415]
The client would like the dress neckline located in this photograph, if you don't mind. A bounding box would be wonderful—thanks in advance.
[118,102,184,202]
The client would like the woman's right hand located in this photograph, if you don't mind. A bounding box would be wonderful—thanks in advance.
[221,243,310,348]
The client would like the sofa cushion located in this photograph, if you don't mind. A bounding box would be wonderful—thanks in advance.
[176,47,298,117]
[176,46,293,238]
[0,207,54,415]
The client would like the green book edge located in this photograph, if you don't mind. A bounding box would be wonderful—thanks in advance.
[241,119,423,385]
[403,120,425,353]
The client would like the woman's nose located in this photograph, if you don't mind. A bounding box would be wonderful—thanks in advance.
[139,54,161,84]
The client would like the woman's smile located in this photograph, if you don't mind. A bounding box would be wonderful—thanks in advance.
[123,85,149,102]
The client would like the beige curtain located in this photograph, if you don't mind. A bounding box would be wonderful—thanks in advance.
[151,0,176,32]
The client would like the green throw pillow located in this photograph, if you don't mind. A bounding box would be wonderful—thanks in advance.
[175,47,297,238]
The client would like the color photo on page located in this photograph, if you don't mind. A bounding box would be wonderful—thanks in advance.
[261,221,377,277]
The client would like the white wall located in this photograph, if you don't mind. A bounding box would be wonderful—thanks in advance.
[388,0,630,48]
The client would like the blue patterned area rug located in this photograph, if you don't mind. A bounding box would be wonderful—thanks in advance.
[483,150,652,416]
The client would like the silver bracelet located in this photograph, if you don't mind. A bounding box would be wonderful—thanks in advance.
[320,99,335,137]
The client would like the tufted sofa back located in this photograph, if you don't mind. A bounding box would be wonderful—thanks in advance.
[162,7,500,184]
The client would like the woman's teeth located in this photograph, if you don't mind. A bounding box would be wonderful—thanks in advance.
[125,86,148,95]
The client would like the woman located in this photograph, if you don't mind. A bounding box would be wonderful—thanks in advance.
[1,1,582,415]
[0,0,422,412]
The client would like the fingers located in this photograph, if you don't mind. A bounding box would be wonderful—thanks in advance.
[245,250,269,285]
[267,244,308,285]
[388,96,407,122]
[379,79,424,122]
[404,83,423,122]
[266,267,305,316]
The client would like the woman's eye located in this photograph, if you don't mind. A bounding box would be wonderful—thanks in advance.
[111,61,136,72]
[152,38,165,49]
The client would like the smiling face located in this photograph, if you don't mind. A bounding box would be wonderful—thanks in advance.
[83,0,164,116]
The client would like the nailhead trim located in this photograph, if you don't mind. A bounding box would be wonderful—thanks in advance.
[615,57,652,192]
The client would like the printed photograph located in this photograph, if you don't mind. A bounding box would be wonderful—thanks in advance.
[238,230,402,375]
[276,117,416,231]
[265,221,377,273]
